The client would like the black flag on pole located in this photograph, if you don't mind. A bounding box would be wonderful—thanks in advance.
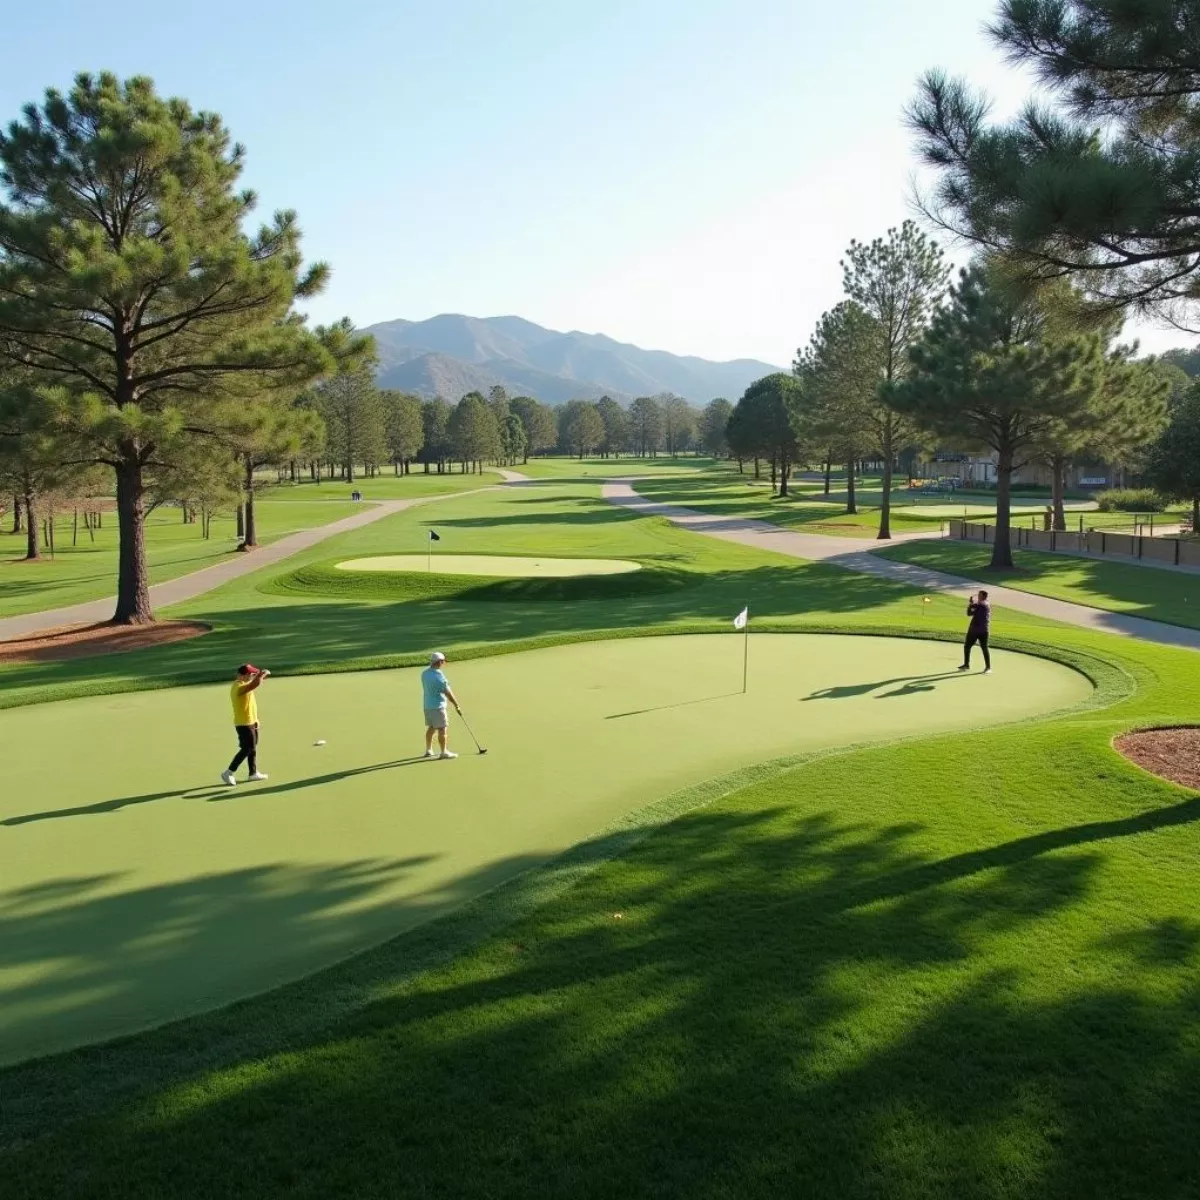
[429,530,441,541]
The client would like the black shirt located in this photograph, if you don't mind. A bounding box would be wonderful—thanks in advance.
[967,600,991,633]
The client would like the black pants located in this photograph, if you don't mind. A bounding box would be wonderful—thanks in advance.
[229,723,258,774]
[963,630,991,669]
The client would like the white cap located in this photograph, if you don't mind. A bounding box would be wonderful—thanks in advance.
[430,651,446,665]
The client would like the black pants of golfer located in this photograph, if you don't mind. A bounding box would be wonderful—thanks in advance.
[963,631,991,670]
[229,723,259,775]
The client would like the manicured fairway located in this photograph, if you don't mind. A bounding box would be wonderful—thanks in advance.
[0,632,1090,1065]
[336,553,643,576]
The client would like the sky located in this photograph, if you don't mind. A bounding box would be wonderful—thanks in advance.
[1,0,1192,367]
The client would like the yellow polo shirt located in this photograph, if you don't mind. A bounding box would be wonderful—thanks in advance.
[231,681,258,726]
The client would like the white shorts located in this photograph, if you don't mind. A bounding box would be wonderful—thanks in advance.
[424,707,449,729]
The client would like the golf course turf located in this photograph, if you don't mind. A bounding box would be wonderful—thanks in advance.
[0,633,1090,1065]
[336,553,643,576]
[7,470,1200,1199]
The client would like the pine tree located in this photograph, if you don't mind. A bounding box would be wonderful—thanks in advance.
[316,368,387,481]
[420,398,452,473]
[891,262,1108,569]
[595,396,629,458]
[559,400,604,458]
[510,397,557,463]
[842,222,948,537]
[448,393,500,472]
[909,2,1200,319]
[383,391,424,474]
[0,73,332,621]
[1145,385,1200,531]
[628,397,664,457]
[700,398,733,458]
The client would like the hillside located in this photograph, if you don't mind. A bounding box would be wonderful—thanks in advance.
[364,313,780,403]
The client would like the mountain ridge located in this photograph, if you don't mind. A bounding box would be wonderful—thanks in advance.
[363,313,781,404]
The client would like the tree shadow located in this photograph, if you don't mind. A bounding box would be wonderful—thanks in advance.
[8,786,1200,1195]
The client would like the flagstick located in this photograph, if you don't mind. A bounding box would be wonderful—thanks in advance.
[742,606,750,694]
[428,534,432,573]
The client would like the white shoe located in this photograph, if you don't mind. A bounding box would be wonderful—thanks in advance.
[439,751,458,760]
[983,668,992,675]
[221,769,236,786]
[423,749,437,759]
[248,771,269,781]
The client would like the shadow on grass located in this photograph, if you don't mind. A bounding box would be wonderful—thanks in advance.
[802,672,967,701]
[7,787,1200,1196]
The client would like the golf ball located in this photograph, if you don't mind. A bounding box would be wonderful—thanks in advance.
[314,739,326,746]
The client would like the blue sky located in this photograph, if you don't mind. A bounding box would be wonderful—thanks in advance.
[1,0,1187,365]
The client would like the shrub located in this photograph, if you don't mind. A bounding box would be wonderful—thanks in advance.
[1094,488,1166,513]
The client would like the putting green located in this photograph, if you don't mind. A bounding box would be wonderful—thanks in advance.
[0,633,1090,1064]
[337,554,642,577]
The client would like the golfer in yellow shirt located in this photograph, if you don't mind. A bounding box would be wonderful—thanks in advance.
[221,663,270,786]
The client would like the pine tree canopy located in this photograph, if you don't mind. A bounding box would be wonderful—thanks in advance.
[908,1,1200,321]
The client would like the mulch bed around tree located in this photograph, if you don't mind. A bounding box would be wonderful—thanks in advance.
[1114,727,1200,793]
[0,620,211,664]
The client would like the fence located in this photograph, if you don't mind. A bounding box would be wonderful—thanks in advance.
[948,519,1200,569]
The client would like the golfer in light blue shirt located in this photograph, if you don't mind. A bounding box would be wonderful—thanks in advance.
[420,651,461,760]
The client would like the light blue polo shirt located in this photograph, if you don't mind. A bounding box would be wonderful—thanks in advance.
[421,667,449,710]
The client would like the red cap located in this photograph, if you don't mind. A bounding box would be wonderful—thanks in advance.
[238,663,259,675]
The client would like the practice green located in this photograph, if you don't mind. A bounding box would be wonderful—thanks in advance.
[337,553,642,576]
[0,633,1090,1065]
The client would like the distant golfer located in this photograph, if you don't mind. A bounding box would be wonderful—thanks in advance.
[959,590,992,674]
[422,651,460,760]
[221,664,270,785]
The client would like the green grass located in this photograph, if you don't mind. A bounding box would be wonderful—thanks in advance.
[876,538,1200,631]
[0,473,489,621]
[636,474,1098,538]
[0,633,1091,1065]
[516,454,728,479]
[4,473,1200,1197]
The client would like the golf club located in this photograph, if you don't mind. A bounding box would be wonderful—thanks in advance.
[457,708,488,755]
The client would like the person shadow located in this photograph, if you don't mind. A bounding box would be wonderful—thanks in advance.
[3,758,436,826]
[802,672,968,702]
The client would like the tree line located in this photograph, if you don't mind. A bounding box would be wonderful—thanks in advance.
[0,73,729,623]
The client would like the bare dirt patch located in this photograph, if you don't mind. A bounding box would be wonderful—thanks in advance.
[1115,727,1200,793]
[0,620,210,664]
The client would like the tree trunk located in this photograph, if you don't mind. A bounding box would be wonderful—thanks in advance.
[23,490,39,560]
[236,505,245,539]
[241,458,257,549]
[990,449,1016,570]
[877,442,894,540]
[113,458,153,624]
[1193,494,1199,535]
[12,495,21,533]
[1051,457,1067,531]
[779,456,791,498]
[823,457,832,496]
[845,460,857,515]
[753,456,760,480]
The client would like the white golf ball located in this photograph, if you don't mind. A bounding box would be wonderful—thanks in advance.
[314,739,326,746]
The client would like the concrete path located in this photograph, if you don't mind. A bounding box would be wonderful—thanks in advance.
[0,480,520,642]
[604,481,1200,653]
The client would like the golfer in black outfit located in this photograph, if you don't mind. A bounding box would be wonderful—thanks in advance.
[959,590,992,673]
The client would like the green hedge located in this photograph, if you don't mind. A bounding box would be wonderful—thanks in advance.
[1094,488,1166,513]
[262,558,702,604]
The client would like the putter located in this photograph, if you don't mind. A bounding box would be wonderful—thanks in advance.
[457,709,488,755]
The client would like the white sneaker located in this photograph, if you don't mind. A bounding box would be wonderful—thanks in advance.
[423,749,437,759]
[984,668,992,675]
[248,771,269,781]
[439,751,458,760]
[221,769,236,786]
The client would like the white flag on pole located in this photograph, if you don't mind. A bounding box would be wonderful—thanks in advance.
[733,607,749,630]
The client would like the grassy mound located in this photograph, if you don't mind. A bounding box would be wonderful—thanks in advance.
[264,556,699,603]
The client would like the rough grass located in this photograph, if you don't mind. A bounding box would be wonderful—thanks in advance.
[876,539,1200,631]
[4,472,1200,1198]
[0,474,488,621]
[635,474,1097,539]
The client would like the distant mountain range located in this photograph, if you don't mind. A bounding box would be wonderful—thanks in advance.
[362,313,782,405]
